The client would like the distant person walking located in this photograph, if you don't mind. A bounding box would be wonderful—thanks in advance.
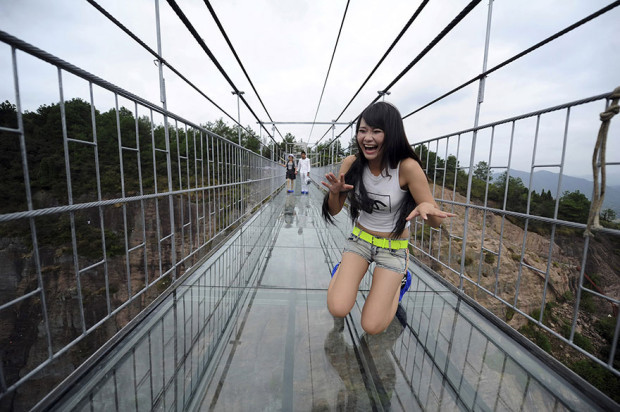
[284,154,297,193]
[298,151,311,194]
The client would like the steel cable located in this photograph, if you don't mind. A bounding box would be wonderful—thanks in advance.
[166,0,278,144]
[319,0,482,148]
[403,0,620,120]
[85,0,268,142]
[307,0,351,143]
[312,0,430,147]
[203,0,285,141]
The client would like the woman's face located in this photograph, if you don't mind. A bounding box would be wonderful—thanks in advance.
[357,118,385,162]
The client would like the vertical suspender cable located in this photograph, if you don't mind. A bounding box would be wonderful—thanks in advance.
[307,0,350,143]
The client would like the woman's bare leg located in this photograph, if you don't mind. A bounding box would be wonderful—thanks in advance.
[327,252,369,318]
[361,266,402,335]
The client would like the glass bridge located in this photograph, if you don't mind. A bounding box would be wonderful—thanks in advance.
[1,1,619,411]
[37,184,614,411]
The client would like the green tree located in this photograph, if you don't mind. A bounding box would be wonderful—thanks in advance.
[490,172,528,213]
[242,127,261,154]
[0,101,24,213]
[205,118,236,142]
[473,161,491,182]
[601,208,616,222]
[558,190,590,223]
[347,135,358,156]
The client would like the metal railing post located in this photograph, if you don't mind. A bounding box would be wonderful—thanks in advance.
[155,0,177,280]
[458,0,494,290]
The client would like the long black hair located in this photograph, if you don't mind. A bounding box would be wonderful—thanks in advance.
[322,102,424,236]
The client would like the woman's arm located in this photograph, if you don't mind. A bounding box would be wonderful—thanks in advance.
[322,155,356,216]
[401,158,455,228]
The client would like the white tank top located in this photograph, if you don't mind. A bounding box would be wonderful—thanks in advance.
[356,161,408,232]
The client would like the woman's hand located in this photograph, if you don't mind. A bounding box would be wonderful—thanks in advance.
[406,201,455,222]
[322,172,353,194]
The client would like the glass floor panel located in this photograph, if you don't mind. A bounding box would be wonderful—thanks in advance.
[48,182,613,411]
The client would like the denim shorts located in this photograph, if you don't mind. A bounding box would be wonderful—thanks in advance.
[343,233,409,275]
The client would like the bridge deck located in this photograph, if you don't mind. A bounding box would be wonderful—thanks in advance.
[50,181,607,411]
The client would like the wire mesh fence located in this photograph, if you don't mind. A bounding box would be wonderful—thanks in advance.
[0,31,284,410]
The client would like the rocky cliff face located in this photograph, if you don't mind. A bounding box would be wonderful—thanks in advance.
[0,195,201,411]
[416,191,618,325]
[414,190,619,379]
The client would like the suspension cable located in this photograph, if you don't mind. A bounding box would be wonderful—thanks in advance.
[317,0,482,149]
[372,0,481,108]
[166,0,279,144]
[318,0,430,142]
[306,0,350,143]
[403,0,620,120]
[202,0,285,141]
[85,0,248,133]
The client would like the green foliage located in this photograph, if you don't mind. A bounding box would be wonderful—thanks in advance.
[558,190,591,223]
[490,172,528,213]
[366,145,601,234]
[473,161,491,182]
[1,99,279,264]
[579,290,596,314]
[457,252,474,267]
[560,321,572,338]
[315,139,344,166]
[573,332,594,353]
[559,290,573,303]
[595,315,620,371]
[505,307,515,321]
[519,322,552,353]
[530,302,557,326]
[600,208,616,222]
[595,315,617,342]
[484,252,496,264]
[570,360,620,403]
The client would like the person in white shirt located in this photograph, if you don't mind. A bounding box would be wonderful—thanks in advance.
[297,151,311,194]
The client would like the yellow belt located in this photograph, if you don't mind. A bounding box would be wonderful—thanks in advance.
[351,227,409,250]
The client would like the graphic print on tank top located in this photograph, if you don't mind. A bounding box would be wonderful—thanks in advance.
[367,191,391,213]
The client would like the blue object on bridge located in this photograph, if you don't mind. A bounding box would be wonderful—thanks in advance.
[331,262,411,302]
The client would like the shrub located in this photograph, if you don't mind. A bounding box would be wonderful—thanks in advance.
[457,252,474,267]
[573,332,594,353]
[484,252,496,264]
[505,307,515,322]
[519,323,552,353]
[570,360,620,403]
[595,316,617,342]
[579,292,596,314]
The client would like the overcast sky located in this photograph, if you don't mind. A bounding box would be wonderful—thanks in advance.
[1,0,619,179]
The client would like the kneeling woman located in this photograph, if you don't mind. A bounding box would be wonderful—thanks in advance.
[321,102,454,335]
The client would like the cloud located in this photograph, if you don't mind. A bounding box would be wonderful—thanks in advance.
[1,0,618,177]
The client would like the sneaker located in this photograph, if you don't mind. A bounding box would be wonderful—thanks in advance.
[399,270,412,302]
[331,262,340,278]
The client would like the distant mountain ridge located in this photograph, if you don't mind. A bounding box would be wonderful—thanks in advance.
[492,169,620,215]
